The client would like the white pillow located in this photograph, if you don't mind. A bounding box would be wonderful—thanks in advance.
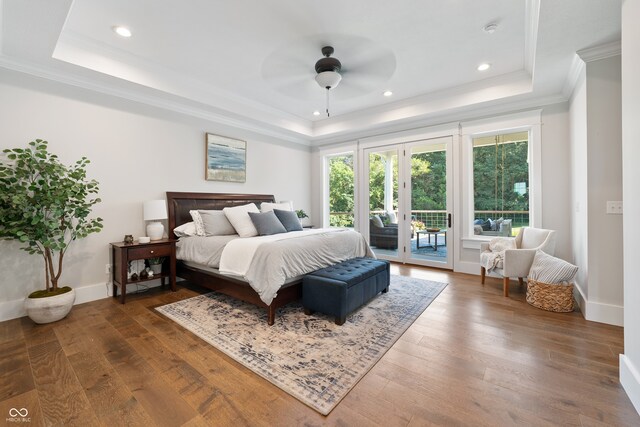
[223,203,260,237]
[198,210,236,235]
[528,250,578,284]
[189,210,206,236]
[174,221,197,238]
[371,215,384,228]
[260,202,292,212]
[387,211,398,224]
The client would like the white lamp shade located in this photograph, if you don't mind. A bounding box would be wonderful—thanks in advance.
[143,200,168,221]
[315,71,342,89]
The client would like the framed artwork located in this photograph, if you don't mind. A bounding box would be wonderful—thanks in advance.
[205,133,246,182]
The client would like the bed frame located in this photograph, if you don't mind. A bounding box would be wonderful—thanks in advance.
[166,192,302,325]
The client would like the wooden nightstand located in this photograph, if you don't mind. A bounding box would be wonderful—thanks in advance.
[110,238,177,303]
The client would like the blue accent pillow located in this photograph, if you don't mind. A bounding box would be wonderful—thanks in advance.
[247,211,287,236]
[273,209,303,232]
[474,219,484,225]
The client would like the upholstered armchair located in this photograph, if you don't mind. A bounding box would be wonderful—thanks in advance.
[369,216,398,249]
[480,227,557,297]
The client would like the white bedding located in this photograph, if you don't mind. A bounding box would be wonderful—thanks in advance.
[178,228,373,305]
[176,234,239,268]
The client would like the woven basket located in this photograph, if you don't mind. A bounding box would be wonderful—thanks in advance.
[526,279,574,312]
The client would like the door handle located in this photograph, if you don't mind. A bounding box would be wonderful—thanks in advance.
[448,213,452,228]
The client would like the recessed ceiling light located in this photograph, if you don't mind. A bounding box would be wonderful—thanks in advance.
[477,63,491,71]
[383,90,393,97]
[112,26,132,38]
[313,111,320,116]
[483,23,498,34]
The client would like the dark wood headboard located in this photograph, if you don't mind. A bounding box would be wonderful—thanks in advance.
[166,192,275,238]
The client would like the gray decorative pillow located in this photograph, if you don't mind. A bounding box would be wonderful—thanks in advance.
[198,210,237,236]
[528,250,578,284]
[248,211,287,236]
[273,209,303,232]
[371,215,384,228]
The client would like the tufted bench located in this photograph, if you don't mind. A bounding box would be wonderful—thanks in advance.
[302,257,390,325]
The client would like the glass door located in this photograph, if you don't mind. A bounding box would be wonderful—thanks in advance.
[363,146,403,261]
[405,137,453,268]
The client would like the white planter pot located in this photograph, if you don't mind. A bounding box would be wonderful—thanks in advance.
[24,288,76,324]
[150,264,162,275]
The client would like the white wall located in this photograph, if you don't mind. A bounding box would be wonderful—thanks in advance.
[0,68,311,321]
[569,70,589,297]
[620,0,640,415]
[536,103,573,261]
[568,54,623,326]
[586,56,623,308]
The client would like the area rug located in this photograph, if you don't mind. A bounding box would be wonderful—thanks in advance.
[155,275,447,415]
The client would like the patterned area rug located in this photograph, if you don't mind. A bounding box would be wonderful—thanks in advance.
[156,275,447,415]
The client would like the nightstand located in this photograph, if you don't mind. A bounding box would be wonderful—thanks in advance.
[110,238,177,304]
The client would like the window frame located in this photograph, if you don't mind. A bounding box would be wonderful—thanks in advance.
[322,148,358,229]
[460,110,542,248]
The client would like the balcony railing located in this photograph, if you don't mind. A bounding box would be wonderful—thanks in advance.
[330,210,530,232]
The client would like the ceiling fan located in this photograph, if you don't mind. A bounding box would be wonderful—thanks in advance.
[261,36,396,117]
[314,46,342,117]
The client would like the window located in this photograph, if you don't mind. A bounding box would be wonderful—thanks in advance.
[327,153,355,227]
[472,131,530,237]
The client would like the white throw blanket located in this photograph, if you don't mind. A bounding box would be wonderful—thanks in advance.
[482,237,517,272]
[219,228,344,277]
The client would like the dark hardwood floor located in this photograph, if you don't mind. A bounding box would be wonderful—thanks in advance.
[1,265,638,426]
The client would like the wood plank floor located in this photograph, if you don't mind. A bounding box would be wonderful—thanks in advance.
[1,265,638,426]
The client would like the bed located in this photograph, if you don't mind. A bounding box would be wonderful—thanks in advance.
[166,192,372,325]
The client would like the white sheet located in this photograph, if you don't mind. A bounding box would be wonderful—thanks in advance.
[219,228,340,276]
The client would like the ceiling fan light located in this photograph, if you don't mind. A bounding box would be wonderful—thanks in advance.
[315,71,342,89]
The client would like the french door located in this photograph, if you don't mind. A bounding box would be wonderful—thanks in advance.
[363,136,453,268]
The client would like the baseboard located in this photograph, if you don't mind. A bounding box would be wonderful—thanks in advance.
[0,279,166,322]
[620,355,640,416]
[573,281,623,326]
[574,281,587,316]
[454,260,480,276]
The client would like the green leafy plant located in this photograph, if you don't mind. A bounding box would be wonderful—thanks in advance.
[295,209,308,219]
[148,257,164,265]
[0,139,103,296]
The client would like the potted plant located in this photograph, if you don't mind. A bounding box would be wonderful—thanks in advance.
[296,209,312,227]
[0,139,103,324]
[148,257,164,275]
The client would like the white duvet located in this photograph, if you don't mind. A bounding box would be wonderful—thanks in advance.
[217,228,373,305]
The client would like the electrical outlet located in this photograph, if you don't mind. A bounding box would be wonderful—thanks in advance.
[105,264,112,274]
[606,201,623,215]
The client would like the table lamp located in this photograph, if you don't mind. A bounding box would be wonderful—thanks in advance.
[143,200,168,241]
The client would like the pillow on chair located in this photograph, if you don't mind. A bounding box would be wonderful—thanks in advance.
[371,215,384,228]
[528,250,578,284]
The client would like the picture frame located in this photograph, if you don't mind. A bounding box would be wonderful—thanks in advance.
[205,133,247,182]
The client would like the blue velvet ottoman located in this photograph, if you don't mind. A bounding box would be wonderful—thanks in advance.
[303,257,390,325]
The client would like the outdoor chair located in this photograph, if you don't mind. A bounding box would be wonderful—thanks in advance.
[479,227,556,297]
[369,216,398,249]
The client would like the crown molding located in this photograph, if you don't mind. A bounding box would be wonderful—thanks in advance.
[312,93,566,147]
[0,54,312,146]
[312,70,533,140]
[577,40,621,63]
[53,32,313,136]
[524,0,541,77]
[562,53,586,99]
